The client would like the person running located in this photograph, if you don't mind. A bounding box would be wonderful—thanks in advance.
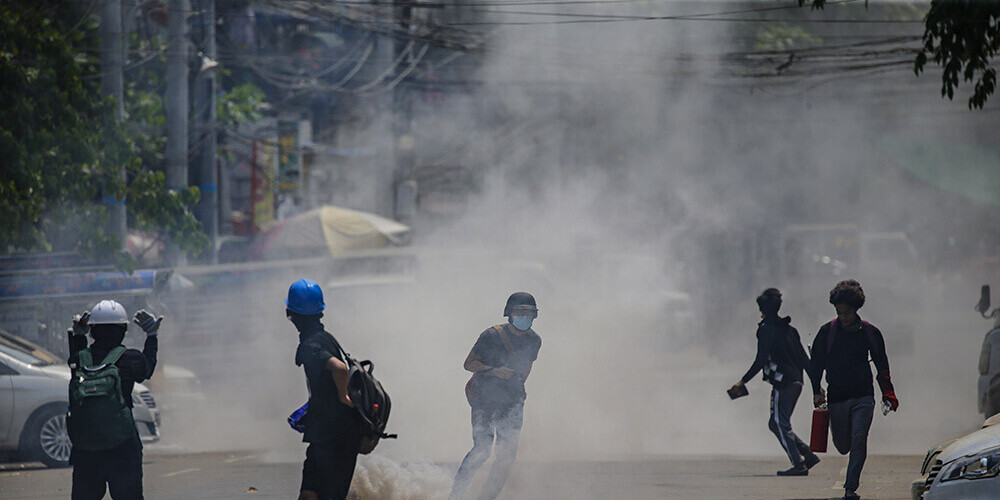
[449,292,542,500]
[731,288,820,476]
[286,279,361,500]
[810,280,898,500]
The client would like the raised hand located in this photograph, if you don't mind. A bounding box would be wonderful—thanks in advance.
[133,309,164,335]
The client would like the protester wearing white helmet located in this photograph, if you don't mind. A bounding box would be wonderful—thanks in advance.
[66,299,162,500]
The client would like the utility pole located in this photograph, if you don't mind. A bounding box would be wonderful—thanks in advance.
[100,0,127,254]
[392,0,416,223]
[193,0,218,263]
[165,0,190,267]
[374,0,396,217]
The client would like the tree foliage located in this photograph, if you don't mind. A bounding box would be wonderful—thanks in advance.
[795,0,998,109]
[916,1,1000,109]
[0,1,209,266]
[1,1,265,268]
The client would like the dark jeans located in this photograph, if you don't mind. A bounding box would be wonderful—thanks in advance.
[829,396,875,491]
[300,433,362,500]
[768,382,815,467]
[449,403,524,500]
[71,436,143,500]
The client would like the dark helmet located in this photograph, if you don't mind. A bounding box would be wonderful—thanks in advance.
[504,292,538,317]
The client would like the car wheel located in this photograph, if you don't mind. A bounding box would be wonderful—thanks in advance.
[22,404,71,468]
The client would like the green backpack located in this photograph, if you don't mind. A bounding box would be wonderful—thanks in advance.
[68,346,136,450]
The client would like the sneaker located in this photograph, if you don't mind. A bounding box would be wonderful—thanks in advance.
[776,465,809,476]
[803,454,821,470]
[843,489,860,500]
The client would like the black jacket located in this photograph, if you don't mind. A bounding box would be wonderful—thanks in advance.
[741,315,812,387]
[809,318,890,404]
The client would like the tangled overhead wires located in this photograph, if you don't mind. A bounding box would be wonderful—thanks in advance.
[257,0,486,52]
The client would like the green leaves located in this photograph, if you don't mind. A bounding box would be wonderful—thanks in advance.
[755,23,822,52]
[0,1,210,265]
[218,83,266,129]
[916,2,1000,109]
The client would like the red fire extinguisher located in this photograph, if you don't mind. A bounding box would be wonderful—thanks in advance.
[810,406,829,453]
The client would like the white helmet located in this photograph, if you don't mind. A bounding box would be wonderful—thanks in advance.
[89,300,129,325]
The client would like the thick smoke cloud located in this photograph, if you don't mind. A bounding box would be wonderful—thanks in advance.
[153,3,998,494]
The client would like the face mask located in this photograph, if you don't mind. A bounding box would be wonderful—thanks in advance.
[511,315,533,331]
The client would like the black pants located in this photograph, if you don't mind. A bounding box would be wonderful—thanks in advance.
[768,382,815,467]
[449,403,524,500]
[300,433,362,500]
[71,437,144,500]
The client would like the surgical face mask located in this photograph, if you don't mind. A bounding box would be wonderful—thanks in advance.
[511,315,533,331]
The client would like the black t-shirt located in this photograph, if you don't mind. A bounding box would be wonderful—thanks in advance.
[68,335,158,409]
[295,329,358,443]
[470,324,541,407]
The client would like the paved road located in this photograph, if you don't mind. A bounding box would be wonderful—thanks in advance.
[0,451,920,500]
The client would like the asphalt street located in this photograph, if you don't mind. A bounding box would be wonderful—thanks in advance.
[0,451,920,500]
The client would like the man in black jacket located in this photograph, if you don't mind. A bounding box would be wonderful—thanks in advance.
[67,300,161,500]
[731,288,819,476]
[810,280,898,500]
[287,279,360,500]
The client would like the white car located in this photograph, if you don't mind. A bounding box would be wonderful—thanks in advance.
[913,414,1000,500]
[0,331,160,468]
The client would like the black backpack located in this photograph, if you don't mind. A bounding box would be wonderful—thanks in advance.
[336,342,397,454]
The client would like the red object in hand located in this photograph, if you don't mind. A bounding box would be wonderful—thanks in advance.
[810,407,829,453]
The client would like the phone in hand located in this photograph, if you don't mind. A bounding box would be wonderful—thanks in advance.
[727,384,749,400]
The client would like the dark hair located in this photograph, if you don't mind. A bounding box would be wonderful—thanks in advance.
[90,324,127,344]
[756,288,782,315]
[829,279,865,309]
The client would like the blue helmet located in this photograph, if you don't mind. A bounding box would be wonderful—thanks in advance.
[285,279,325,315]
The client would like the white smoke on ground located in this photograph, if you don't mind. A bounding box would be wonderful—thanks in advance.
[349,455,453,500]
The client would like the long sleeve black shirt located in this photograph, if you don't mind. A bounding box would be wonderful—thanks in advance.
[741,315,812,387]
[68,334,158,408]
[809,318,890,404]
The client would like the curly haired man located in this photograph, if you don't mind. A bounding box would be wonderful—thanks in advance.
[810,280,898,500]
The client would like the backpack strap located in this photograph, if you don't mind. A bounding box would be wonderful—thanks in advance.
[99,346,128,367]
[78,348,93,368]
[860,321,880,359]
[81,346,127,372]
[492,324,516,358]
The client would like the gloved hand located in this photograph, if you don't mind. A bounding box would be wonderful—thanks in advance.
[71,312,91,336]
[877,370,898,412]
[813,388,827,408]
[133,309,163,336]
[883,392,899,412]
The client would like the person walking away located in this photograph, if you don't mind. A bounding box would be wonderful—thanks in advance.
[810,279,898,500]
[67,300,161,500]
[287,279,361,500]
[730,288,820,476]
[449,292,542,500]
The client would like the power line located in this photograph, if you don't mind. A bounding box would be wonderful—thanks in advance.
[444,11,924,26]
